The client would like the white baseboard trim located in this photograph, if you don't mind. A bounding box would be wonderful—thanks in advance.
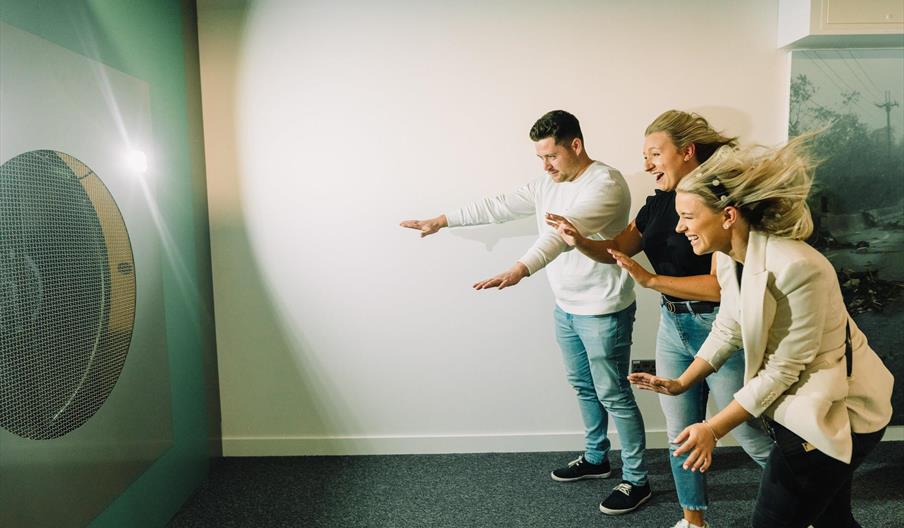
[222,425,903,457]
[224,431,595,456]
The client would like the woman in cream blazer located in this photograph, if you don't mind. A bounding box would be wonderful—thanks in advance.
[629,139,893,528]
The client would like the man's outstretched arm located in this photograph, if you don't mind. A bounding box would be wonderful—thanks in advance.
[401,213,532,291]
[401,181,539,290]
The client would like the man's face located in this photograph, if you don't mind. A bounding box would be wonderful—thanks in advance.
[534,137,582,182]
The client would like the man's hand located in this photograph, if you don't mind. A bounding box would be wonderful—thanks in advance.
[544,213,582,247]
[400,215,448,237]
[627,373,688,396]
[473,262,530,290]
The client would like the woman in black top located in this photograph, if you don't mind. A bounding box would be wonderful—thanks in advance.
[546,110,773,528]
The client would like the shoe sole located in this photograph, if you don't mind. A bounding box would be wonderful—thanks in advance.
[598,490,652,515]
[549,470,612,482]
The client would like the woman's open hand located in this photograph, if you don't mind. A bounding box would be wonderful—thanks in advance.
[627,372,687,396]
[544,213,582,247]
[608,248,656,288]
[672,422,719,473]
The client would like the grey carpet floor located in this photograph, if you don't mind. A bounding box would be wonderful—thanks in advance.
[168,442,903,527]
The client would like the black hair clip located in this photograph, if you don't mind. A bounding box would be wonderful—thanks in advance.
[710,177,731,202]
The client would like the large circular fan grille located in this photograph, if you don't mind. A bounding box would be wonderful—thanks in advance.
[0,150,136,440]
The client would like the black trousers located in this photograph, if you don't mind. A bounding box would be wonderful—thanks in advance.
[750,421,885,528]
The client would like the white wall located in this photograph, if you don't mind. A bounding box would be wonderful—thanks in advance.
[198,0,791,456]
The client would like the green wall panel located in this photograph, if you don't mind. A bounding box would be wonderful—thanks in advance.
[0,1,216,526]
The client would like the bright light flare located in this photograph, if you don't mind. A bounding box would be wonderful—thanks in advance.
[125,149,148,174]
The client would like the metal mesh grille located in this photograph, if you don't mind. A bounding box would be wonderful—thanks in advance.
[0,150,135,439]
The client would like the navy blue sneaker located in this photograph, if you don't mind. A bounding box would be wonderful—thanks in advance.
[550,455,612,482]
[599,480,652,515]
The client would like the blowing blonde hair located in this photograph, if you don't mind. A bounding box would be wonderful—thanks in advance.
[645,110,738,163]
[677,135,817,240]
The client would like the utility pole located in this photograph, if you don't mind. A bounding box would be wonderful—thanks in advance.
[875,91,899,155]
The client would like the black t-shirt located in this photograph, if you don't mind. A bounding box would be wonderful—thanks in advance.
[635,190,713,302]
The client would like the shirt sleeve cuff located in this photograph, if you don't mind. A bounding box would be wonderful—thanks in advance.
[518,251,544,276]
[696,338,728,372]
[733,387,768,418]
[444,210,463,227]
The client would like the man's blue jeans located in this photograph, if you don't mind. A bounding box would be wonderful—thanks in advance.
[554,302,648,486]
[657,305,773,510]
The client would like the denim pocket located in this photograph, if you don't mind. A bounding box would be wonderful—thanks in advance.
[614,303,636,346]
[773,424,809,460]
[693,311,717,325]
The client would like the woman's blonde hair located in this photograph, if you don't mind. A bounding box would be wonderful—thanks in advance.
[645,110,738,163]
[676,135,817,240]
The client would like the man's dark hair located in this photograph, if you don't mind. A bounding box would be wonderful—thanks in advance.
[529,110,583,145]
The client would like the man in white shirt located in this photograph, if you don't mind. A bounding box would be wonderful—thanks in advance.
[400,110,651,515]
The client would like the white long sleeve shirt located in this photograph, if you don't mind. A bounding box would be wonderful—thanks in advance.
[445,161,635,315]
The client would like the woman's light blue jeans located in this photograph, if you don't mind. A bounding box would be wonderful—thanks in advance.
[657,305,773,511]
[554,302,649,486]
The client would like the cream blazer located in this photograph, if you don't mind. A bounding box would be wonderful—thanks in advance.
[697,230,893,463]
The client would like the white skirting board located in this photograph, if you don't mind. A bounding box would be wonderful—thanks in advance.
[222,425,904,457]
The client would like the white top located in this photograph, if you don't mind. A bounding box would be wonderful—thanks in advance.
[697,231,893,463]
[445,161,635,315]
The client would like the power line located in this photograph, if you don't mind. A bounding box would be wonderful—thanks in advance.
[845,50,884,101]
[802,50,868,115]
[835,50,883,102]
[810,51,857,93]
[801,50,846,95]
[812,52,870,114]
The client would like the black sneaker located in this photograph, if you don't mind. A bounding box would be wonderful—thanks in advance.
[599,480,652,515]
[550,455,611,482]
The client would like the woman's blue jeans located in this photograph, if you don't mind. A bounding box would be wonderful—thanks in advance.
[554,302,649,486]
[657,305,773,510]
